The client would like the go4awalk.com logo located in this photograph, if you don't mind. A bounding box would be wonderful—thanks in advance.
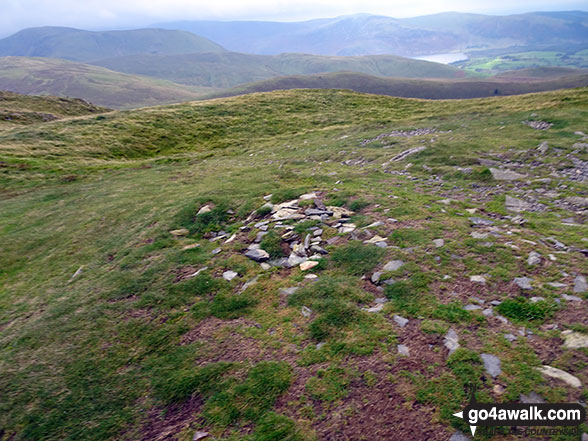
[453,390,586,437]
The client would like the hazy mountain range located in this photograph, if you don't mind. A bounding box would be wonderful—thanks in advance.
[153,11,588,56]
[0,11,586,108]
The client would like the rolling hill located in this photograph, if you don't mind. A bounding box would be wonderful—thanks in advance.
[1,87,587,441]
[0,26,225,62]
[0,90,108,131]
[209,70,588,100]
[91,51,464,88]
[154,11,588,57]
[0,57,214,108]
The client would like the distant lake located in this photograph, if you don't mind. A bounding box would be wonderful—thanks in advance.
[412,53,469,64]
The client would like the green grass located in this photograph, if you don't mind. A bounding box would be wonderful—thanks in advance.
[0,87,587,440]
[331,241,386,276]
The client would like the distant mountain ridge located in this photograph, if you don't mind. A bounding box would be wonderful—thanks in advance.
[91,52,464,88]
[0,27,225,62]
[154,11,588,56]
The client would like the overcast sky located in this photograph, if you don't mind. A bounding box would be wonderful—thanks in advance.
[2,0,586,36]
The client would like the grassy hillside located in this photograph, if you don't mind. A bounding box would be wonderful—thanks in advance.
[457,47,588,74]
[0,57,215,109]
[0,90,108,131]
[1,88,587,441]
[92,52,464,88]
[209,70,588,100]
[0,26,225,62]
[155,11,588,57]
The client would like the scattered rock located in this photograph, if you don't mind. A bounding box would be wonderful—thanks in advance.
[393,315,409,327]
[490,168,526,181]
[211,247,222,255]
[470,217,494,227]
[433,238,445,248]
[562,330,588,349]
[464,304,482,311]
[371,272,382,284]
[470,275,486,284]
[536,365,582,388]
[69,266,83,282]
[514,277,533,290]
[397,344,410,356]
[222,270,238,281]
[245,248,270,262]
[471,232,489,239]
[574,275,587,293]
[383,260,404,272]
[365,304,384,313]
[193,431,209,441]
[301,306,312,318]
[300,261,319,271]
[279,287,299,296]
[170,228,189,236]
[481,353,502,378]
[527,251,541,266]
[523,120,553,130]
[197,205,212,215]
[562,294,582,302]
[504,333,517,342]
[444,329,460,355]
[239,276,259,293]
[520,392,544,404]
[316,342,326,350]
[287,253,307,267]
[537,141,549,154]
[339,223,356,234]
[390,146,427,162]
[449,431,471,441]
[182,243,200,250]
[505,195,531,212]
[328,206,353,219]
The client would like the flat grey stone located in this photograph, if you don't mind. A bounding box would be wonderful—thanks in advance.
[222,270,238,281]
[287,253,307,267]
[301,306,312,318]
[520,392,544,404]
[444,329,459,355]
[393,315,409,327]
[374,297,388,304]
[279,287,299,296]
[433,238,445,247]
[514,277,533,290]
[470,217,494,227]
[316,342,326,350]
[482,308,494,316]
[464,304,482,311]
[505,195,531,212]
[536,365,582,388]
[245,248,269,262]
[530,297,545,303]
[490,168,526,181]
[449,431,471,441]
[383,260,404,272]
[562,330,588,349]
[562,294,582,301]
[574,275,587,293]
[528,251,541,266]
[365,304,384,313]
[481,353,502,378]
[504,333,517,342]
[397,344,410,356]
[371,271,382,284]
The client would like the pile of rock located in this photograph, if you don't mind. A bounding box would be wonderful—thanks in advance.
[242,192,357,269]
